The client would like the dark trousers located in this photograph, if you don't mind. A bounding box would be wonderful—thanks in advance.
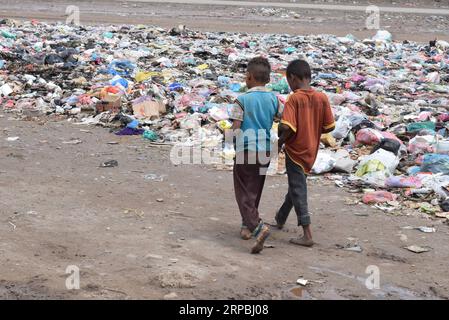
[277,153,311,226]
[233,152,270,232]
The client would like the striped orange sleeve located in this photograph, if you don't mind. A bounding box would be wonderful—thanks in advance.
[281,120,297,132]
[323,122,336,130]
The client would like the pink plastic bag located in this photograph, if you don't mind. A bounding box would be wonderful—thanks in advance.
[381,131,402,144]
[355,128,383,146]
[438,114,449,122]
[385,176,422,188]
[362,191,398,204]
[418,111,432,121]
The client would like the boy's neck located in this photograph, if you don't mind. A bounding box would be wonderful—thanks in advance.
[293,83,311,91]
[247,83,266,89]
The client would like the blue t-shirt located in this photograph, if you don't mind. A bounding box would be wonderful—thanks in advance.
[230,86,280,152]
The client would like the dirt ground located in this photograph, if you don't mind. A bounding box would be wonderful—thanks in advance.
[1,111,449,300]
[0,0,448,42]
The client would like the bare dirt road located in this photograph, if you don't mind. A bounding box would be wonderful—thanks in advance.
[1,112,449,299]
[0,0,449,42]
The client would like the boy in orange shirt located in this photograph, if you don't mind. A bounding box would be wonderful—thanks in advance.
[273,59,335,247]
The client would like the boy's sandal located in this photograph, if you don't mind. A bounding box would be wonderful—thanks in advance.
[289,237,314,247]
[251,225,270,254]
[266,213,284,230]
[266,220,284,230]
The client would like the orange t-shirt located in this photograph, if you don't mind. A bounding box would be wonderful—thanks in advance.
[281,89,335,173]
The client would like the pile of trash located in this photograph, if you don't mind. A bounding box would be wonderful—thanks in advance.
[1,20,449,217]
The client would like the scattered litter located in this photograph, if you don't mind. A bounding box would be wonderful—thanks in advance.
[435,212,449,219]
[62,139,82,144]
[344,245,363,253]
[336,243,363,253]
[296,278,309,286]
[404,245,432,253]
[143,173,165,182]
[417,226,436,233]
[100,160,118,167]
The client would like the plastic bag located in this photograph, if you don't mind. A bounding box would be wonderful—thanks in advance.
[421,154,449,175]
[408,135,435,154]
[142,130,158,141]
[267,77,289,94]
[420,174,449,199]
[362,191,397,204]
[326,92,346,106]
[332,149,356,173]
[320,133,336,147]
[355,149,399,187]
[372,30,392,42]
[208,105,230,121]
[311,151,336,174]
[435,140,449,154]
[179,113,202,130]
[407,121,436,133]
[332,115,352,139]
[355,128,383,146]
[371,138,401,156]
[385,176,422,188]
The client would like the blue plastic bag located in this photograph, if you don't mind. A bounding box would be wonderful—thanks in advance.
[168,82,183,91]
[110,77,129,89]
[421,153,449,174]
[217,76,230,87]
[106,60,136,77]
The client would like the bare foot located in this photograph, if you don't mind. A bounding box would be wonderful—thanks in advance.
[240,228,252,240]
[289,236,314,247]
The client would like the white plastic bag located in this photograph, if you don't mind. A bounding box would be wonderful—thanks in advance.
[372,30,392,42]
[359,149,399,174]
[311,151,336,174]
[333,149,356,173]
[332,115,352,139]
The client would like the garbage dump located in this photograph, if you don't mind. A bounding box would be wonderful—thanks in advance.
[1,20,449,217]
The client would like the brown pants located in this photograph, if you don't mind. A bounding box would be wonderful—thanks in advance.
[233,152,270,232]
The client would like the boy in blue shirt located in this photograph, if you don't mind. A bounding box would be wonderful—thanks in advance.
[228,57,281,254]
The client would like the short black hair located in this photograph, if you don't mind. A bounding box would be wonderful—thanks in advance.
[247,57,271,83]
[286,59,311,81]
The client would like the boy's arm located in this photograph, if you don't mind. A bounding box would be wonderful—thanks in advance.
[321,96,335,134]
[225,99,244,146]
[224,120,242,145]
[273,96,284,122]
[278,95,297,153]
[231,120,242,130]
[278,123,294,153]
